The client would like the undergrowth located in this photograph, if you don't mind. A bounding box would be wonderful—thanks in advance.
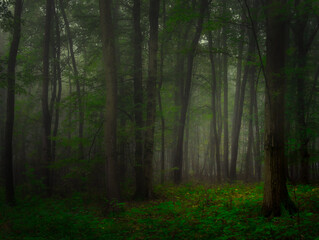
[0,183,318,239]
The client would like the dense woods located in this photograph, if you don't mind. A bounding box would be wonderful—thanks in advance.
[1,0,319,238]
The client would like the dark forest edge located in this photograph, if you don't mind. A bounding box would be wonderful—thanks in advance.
[0,182,318,239]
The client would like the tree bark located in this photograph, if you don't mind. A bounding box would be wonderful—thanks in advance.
[159,0,166,185]
[132,0,145,198]
[173,0,208,184]
[262,0,297,217]
[3,0,23,205]
[230,27,255,181]
[245,67,256,182]
[143,0,160,198]
[99,0,120,200]
[222,14,229,180]
[208,30,221,183]
[52,8,62,164]
[42,0,54,196]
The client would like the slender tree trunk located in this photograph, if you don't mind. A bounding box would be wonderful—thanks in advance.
[132,0,145,198]
[208,30,221,183]
[173,0,208,184]
[3,0,23,205]
[184,114,190,181]
[262,0,297,217]
[59,0,84,160]
[222,23,229,180]
[253,73,262,181]
[52,8,62,164]
[99,0,120,200]
[159,0,166,185]
[143,0,160,198]
[42,0,54,196]
[230,28,255,181]
[245,67,256,182]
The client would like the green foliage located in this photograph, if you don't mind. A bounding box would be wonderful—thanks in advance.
[1,183,318,239]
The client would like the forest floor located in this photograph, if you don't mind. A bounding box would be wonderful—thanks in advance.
[0,182,318,240]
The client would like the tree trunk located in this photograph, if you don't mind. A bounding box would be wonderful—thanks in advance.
[143,0,160,198]
[42,0,54,196]
[222,21,229,180]
[230,27,255,181]
[159,0,166,185]
[132,0,145,199]
[3,0,23,205]
[208,30,221,183]
[262,0,297,217]
[99,0,120,200]
[59,0,84,160]
[173,0,208,184]
[245,67,256,182]
[52,8,62,164]
[253,72,262,181]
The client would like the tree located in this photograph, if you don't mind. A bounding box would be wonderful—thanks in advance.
[59,0,85,160]
[132,0,145,199]
[99,0,120,200]
[173,0,208,184]
[42,0,54,196]
[143,0,160,198]
[262,0,297,217]
[2,0,23,205]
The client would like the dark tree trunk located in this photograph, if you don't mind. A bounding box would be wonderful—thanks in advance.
[208,30,221,183]
[99,0,120,200]
[132,0,145,199]
[59,0,84,160]
[173,0,208,184]
[245,67,256,182]
[143,0,160,198]
[222,22,229,180]
[159,0,166,185]
[230,28,255,181]
[253,73,262,181]
[3,0,23,205]
[292,0,319,183]
[262,0,297,217]
[52,8,62,164]
[42,0,54,196]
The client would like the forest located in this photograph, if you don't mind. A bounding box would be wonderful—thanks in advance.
[0,0,319,239]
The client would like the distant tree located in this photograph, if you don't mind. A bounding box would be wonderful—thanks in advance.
[262,0,297,217]
[173,0,208,184]
[3,0,23,205]
[99,0,120,200]
[42,0,54,196]
[143,0,160,198]
[132,0,145,199]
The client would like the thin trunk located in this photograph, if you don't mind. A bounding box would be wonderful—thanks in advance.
[42,0,54,196]
[173,0,208,184]
[253,74,261,181]
[59,0,84,160]
[3,0,23,205]
[208,30,221,183]
[159,0,166,185]
[99,0,120,200]
[222,24,229,180]
[245,67,256,182]
[52,8,62,164]
[143,0,160,198]
[230,28,255,181]
[132,0,145,198]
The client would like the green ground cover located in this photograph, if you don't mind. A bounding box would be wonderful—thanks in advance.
[0,183,318,240]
